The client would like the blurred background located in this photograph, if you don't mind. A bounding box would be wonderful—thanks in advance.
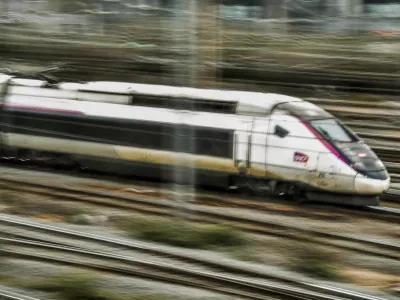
[0,0,400,157]
[0,0,399,88]
[0,0,399,172]
[0,3,399,299]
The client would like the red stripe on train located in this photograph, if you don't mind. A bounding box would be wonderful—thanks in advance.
[298,117,349,164]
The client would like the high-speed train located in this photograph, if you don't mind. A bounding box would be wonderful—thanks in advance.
[0,73,390,206]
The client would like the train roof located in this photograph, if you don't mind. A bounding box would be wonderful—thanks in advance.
[0,73,304,116]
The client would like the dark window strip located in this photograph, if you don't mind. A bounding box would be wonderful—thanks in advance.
[130,95,238,114]
[1,111,234,158]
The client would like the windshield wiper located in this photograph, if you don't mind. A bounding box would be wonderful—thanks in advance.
[318,127,333,140]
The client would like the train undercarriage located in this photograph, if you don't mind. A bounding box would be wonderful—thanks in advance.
[0,147,380,207]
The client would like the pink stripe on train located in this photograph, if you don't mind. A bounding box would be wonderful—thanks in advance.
[298,118,349,164]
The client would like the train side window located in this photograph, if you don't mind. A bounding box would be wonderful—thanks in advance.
[274,125,289,138]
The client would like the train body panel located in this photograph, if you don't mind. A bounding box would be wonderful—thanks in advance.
[262,112,356,194]
[0,73,391,206]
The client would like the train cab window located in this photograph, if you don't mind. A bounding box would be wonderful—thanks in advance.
[310,119,358,142]
[274,125,289,138]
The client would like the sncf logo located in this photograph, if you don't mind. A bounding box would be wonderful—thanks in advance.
[294,152,309,163]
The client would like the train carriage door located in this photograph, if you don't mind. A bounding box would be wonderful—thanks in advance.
[0,75,11,154]
[249,118,269,177]
[234,119,253,173]
[266,115,293,177]
[0,76,6,148]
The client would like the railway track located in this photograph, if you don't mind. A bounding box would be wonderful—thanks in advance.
[0,289,42,300]
[0,165,399,217]
[224,69,400,94]
[0,158,400,214]
[1,48,400,94]
[0,170,399,261]
[366,205,400,217]
[382,189,400,203]
[356,146,400,170]
[0,214,394,300]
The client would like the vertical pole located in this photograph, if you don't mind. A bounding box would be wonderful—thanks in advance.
[173,0,196,84]
[2,0,9,20]
[188,0,197,87]
[284,0,288,35]
[216,0,222,85]
[172,0,197,219]
[187,0,197,212]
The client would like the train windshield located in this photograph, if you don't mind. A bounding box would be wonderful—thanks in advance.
[309,119,359,143]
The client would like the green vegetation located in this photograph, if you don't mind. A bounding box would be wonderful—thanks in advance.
[0,191,87,218]
[0,242,7,272]
[11,273,169,300]
[291,243,340,280]
[119,217,245,249]
[222,246,262,262]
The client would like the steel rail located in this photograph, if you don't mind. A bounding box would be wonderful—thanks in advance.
[0,219,391,300]
[366,206,400,216]
[0,290,42,300]
[219,75,400,95]
[0,167,399,216]
[0,167,398,260]
[5,168,400,217]
[3,179,400,259]
[380,189,400,203]
[0,237,346,300]
[1,49,400,94]
[1,174,400,260]
[365,147,400,165]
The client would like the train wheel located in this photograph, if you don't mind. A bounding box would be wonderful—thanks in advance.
[274,182,289,198]
[58,154,80,170]
[1,147,18,161]
[288,185,308,204]
[250,179,271,197]
[274,183,305,203]
[229,175,252,195]
[291,187,303,203]
[16,149,32,162]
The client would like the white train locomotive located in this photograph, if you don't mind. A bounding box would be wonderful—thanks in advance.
[0,73,390,206]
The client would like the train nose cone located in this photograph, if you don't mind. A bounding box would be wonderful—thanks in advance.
[354,173,390,195]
